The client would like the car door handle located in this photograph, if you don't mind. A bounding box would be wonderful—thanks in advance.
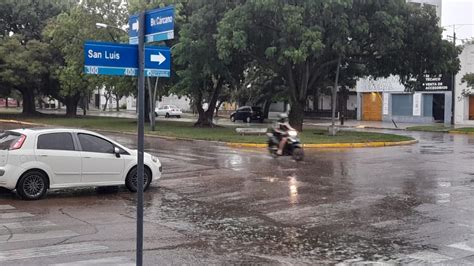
[83,156,91,159]
[39,155,48,157]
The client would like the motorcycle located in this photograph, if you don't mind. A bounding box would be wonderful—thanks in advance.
[267,129,304,161]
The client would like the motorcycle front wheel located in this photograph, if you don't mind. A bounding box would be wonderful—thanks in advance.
[292,147,304,161]
[268,144,278,158]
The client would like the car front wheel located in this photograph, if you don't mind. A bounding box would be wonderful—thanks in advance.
[126,167,152,192]
[245,116,251,123]
[17,170,48,200]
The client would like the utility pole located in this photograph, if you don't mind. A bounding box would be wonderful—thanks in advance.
[451,29,456,125]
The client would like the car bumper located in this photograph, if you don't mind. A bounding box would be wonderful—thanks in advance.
[0,165,24,190]
[169,111,182,116]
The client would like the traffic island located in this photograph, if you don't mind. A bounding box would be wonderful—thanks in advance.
[0,115,417,148]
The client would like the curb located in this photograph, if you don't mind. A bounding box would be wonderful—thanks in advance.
[0,119,418,148]
[448,130,474,135]
[226,139,418,149]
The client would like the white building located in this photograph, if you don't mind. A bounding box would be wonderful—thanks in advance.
[454,43,474,125]
[356,0,451,124]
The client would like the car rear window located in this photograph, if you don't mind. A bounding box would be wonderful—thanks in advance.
[252,107,262,112]
[0,131,21,150]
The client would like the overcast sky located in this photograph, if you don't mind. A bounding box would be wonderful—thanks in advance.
[442,0,474,43]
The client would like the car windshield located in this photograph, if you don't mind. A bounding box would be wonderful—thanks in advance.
[0,131,21,150]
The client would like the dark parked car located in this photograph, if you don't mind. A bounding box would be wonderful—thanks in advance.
[230,106,264,123]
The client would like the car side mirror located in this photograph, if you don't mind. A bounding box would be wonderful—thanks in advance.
[114,147,120,158]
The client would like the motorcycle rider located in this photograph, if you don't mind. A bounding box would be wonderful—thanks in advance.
[273,113,293,155]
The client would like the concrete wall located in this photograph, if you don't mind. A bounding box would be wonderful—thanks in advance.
[455,43,474,125]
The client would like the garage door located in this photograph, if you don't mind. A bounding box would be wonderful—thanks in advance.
[470,96,474,120]
[362,92,382,121]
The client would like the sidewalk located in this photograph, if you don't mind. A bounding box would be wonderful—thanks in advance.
[303,119,437,130]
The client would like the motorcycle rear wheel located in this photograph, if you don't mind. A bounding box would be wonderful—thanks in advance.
[292,147,304,161]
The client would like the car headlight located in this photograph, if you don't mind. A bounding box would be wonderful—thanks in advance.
[288,130,297,137]
[151,156,158,163]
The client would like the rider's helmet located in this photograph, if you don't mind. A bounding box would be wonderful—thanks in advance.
[278,113,288,123]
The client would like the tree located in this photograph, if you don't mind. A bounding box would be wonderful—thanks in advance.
[0,36,54,114]
[43,0,131,116]
[0,0,68,114]
[174,0,245,127]
[217,0,459,131]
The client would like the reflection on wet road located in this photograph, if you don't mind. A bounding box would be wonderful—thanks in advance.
[1,126,474,264]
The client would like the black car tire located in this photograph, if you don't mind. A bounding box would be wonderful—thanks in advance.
[126,167,152,192]
[165,113,170,118]
[17,170,48,200]
[177,115,181,118]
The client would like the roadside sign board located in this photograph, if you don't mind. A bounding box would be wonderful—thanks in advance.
[145,46,171,77]
[84,41,138,76]
[129,6,174,44]
[84,42,171,77]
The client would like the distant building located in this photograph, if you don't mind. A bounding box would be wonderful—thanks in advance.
[356,0,450,124]
[454,43,474,125]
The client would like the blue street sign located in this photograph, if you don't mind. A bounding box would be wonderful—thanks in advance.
[84,41,138,76]
[129,6,174,44]
[145,46,171,77]
[84,41,171,77]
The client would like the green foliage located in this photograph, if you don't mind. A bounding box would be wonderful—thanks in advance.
[217,0,460,130]
[461,73,474,97]
[0,0,71,40]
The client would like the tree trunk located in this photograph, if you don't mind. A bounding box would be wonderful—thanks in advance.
[20,89,37,115]
[263,100,272,119]
[115,94,120,112]
[289,99,305,132]
[82,96,87,116]
[5,98,8,108]
[64,96,80,117]
[103,94,109,111]
[66,103,77,117]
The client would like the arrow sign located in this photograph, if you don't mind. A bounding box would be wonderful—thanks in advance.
[150,52,166,65]
[145,46,171,77]
[84,41,170,77]
[129,6,174,44]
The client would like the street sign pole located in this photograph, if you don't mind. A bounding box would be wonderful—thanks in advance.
[136,11,145,266]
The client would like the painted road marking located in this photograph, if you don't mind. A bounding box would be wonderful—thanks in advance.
[0,242,108,262]
[0,205,15,211]
[407,251,452,263]
[54,256,135,266]
[448,241,474,252]
[0,230,79,243]
[0,212,34,219]
[0,220,56,229]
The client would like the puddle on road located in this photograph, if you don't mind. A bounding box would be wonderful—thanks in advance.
[124,187,431,263]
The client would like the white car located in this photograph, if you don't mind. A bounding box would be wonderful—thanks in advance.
[155,105,182,118]
[0,128,162,200]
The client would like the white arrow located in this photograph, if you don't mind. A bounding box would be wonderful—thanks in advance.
[132,20,139,31]
[150,52,166,65]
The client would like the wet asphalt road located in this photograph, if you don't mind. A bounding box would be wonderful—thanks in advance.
[1,125,474,264]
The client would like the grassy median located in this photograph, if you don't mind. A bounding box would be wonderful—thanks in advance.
[0,114,414,144]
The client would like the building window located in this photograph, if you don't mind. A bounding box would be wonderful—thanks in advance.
[392,94,413,116]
